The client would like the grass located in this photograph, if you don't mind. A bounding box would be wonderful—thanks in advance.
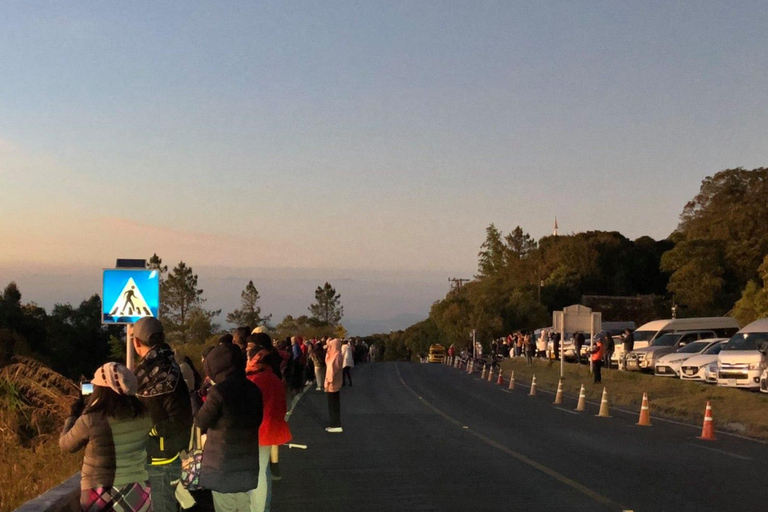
[0,357,84,512]
[494,357,768,439]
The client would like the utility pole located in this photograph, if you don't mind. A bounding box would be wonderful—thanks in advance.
[448,278,469,293]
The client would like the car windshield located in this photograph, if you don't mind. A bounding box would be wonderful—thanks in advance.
[722,332,768,351]
[632,330,656,342]
[651,333,682,347]
[677,341,708,354]
[703,343,724,355]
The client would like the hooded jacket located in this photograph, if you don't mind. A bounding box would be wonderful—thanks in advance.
[246,355,292,447]
[195,344,264,493]
[324,339,343,393]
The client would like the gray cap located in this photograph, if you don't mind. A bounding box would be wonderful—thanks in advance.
[134,317,164,342]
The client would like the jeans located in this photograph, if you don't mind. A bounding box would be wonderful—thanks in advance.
[147,458,182,512]
[314,366,326,390]
[327,391,341,428]
[593,360,603,383]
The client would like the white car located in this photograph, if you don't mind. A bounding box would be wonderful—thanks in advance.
[760,368,768,393]
[678,339,728,381]
[655,338,726,377]
[703,360,719,384]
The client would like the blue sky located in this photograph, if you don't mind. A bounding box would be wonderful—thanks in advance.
[2,1,768,332]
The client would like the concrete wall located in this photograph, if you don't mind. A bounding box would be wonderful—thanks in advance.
[12,474,79,512]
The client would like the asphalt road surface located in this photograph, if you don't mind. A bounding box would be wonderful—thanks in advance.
[271,362,767,512]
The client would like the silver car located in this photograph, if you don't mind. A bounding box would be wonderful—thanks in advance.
[626,330,716,372]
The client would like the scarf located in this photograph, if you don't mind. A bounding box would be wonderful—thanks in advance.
[135,343,182,398]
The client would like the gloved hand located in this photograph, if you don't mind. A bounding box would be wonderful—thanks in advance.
[69,396,86,418]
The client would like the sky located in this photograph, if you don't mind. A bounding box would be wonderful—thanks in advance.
[2,2,768,334]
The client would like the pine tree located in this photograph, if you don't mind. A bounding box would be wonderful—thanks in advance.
[308,282,344,327]
[162,261,220,344]
[227,280,271,328]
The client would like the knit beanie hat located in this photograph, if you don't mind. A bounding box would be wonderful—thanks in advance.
[92,362,138,396]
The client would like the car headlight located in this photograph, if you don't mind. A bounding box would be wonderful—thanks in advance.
[667,358,686,364]
[708,362,718,371]
[748,361,766,371]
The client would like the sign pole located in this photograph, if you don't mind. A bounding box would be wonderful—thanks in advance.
[126,324,135,371]
[589,314,595,374]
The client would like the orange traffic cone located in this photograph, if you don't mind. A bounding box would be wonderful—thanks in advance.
[575,384,586,412]
[637,393,652,426]
[480,365,487,380]
[528,375,537,396]
[467,360,473,374]
[596,387,610,417]
[553,379,564,405]
[497,369,504,386]
[488,367,494,382]
[699,401,716,441]
[508,370,515,390]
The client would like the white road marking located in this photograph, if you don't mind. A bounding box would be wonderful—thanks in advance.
[690,443,753,461]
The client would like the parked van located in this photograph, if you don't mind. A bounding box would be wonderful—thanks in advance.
[717,318,768,390]
[428,344,446,363]
[625,317,740,372]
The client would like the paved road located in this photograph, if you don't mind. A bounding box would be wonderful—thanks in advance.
[272,362,767,512]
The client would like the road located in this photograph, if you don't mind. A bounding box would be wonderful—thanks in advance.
[271,362,766,512]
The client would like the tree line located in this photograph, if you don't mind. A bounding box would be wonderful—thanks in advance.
[374,167,768,360]
[0,255,345,379]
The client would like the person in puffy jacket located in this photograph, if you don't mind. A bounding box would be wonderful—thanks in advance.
[324,339,343,433]
[60,362,152,512]
[246,344,292,512]
[195,344,264,512]
[341,340,354,386]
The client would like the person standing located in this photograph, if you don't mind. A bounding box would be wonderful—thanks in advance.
[195,344,263,512]
[603,332,615,370]
[341,339,354,386]
[324,339,343,433]
[246,346,292,512]
[132,317,192,512]
[574,332,586,364]
[621,328,634,371]
[591,337,605,384]
[524,332,534,365]
[60,362,153,512]
[309,341,327,391]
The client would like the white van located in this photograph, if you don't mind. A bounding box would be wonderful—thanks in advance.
[717,318,768,390]
[622,317,740,369]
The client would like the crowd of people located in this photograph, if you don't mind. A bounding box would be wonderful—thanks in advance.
[450,328,636,385]
[59,317,372,512]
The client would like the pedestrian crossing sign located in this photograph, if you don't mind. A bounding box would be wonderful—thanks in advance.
[102,269,160,324]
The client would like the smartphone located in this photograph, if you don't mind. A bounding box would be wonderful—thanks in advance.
[81,382,94,395]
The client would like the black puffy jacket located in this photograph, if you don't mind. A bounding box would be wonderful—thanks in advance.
[196,344,264,493]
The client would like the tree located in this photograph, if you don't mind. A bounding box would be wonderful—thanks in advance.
[162,261,220,344]
[308,282,343,326]
[660,240,728,316]
[227,280,271,328]
[732,256,768,326]
[273,314,336,340]
[676,167,768,287]
[477,224,506,277]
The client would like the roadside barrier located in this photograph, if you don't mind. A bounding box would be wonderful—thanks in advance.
[596,388,610,418]
[480,365,487,380]
[553,379,563,405]
[699,401,716,441]
[637,393,651,427]
[497,369,504,386]
[508,370,515,390]
[528,375,537,396]
[575,384,586,412]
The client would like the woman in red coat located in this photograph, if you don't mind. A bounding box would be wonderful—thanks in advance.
[246,344,292,512]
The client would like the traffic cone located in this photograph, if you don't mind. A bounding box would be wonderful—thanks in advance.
[699,401,716,441]
[553,379,563,405]
[467,360,472,374]
[596,388,610,417]
[497,369,504,386]
[508,370,515,390]
[637,393,652,426]
[575,384,586,412]
[488,367,494,382]
[480,365,487,380]
[528,375,537,396]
